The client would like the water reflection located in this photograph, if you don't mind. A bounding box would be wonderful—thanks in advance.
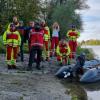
[62,80,88,100]
[62,46,100,100]
[81,81,100,100]
[82,46,100,100]
[62,80,100,100]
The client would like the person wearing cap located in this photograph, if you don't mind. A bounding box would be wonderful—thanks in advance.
[28,22,44,70]
[56,39,70,66]
[66,25,80,59]
[3,24,21,69]
[17,21,26,62]
[50,22,60,57]
[41,21,50,61]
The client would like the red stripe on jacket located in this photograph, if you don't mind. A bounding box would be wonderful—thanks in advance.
[7,34,18,40]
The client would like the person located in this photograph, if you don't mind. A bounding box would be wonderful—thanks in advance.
[3,24,21,69]
[66,25,80,59]
[7,16,19,30]
[50,22,60,57]
[72,53,85,80]
[17,21,26,62]
[26,21,35,52]
[28,22,44,70]
[41,21,50,61]
[56,39,70,66]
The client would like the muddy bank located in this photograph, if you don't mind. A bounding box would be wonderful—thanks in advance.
[0,54,71,100]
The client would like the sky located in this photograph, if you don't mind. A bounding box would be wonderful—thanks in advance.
[78,0,100,41]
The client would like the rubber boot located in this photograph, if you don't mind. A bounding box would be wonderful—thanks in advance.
[27,64,32,71]
[36,64,41,70]
[7,65,12,69]
[12,65,17,69]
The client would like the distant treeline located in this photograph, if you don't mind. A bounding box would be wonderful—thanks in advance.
[81,39,100,45]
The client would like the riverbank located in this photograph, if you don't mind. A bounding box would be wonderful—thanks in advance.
[0,54,71,100]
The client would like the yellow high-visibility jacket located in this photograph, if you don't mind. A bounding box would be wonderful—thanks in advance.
[3,30,21,46]
[67,30,80,41]
[44,26,50,41]
[56,43,70,56]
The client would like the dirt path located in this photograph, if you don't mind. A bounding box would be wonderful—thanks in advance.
[0,54,71,100]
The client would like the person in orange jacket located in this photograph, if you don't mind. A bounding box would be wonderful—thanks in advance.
[28,22,44,70]
[3,24,21,69]
[41,21,50,61]
[56,39,70,66]
[67,25,80,59]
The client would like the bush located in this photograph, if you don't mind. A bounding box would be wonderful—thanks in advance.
[76,46,95,60]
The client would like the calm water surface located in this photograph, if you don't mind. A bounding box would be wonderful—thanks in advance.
[82,45,100,100]
[64,46,100,100]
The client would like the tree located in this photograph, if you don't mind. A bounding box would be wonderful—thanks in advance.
[0,0,41,26]
[43,0,88,37]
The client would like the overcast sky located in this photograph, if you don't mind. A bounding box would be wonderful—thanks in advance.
[78,0,100,41]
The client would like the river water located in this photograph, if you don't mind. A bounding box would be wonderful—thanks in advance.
[63,46,100,100]
[82,45,100,60]
[82,45,100,100]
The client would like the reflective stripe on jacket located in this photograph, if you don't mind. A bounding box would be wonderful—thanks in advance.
[67,30,80,41]
[29,29,44,48]
[56,43,70,56]
[3,30,21,46]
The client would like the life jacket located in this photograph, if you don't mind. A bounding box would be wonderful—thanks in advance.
[56,42,70,56]
[67,30,80,41]
[29,29,44,48]
[69,32,78,37]
[59,43,68,53]
[3,30,21,46]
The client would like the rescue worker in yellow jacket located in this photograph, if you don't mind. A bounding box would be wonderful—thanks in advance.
[3,24,21,69]
[56,39,70,66]
[67,25,80,59]
[41,22,50,61]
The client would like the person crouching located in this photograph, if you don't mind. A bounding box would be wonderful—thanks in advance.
[28,22,44,70]
[56,39,70,66]
[3,24,21,69]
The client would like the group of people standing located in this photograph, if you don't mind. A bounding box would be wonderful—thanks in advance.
[2,16,80,70]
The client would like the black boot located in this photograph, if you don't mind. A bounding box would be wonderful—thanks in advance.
[12,65,17,69]
[7,65,12,69]
[36,64,41,70]
[27,64,32,71]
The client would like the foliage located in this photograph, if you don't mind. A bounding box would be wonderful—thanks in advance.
[81,39,100,45]
[43,0,88,37]
[77,46,95,60]
[0,0,41,26]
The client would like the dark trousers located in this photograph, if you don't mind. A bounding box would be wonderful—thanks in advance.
[28,46,42,67]
[20,40,24,61]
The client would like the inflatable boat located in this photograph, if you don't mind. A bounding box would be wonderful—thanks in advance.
[55,60,100,83]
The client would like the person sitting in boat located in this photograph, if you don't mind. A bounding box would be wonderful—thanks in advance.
[56,38,70,66]
[72,53,85,80]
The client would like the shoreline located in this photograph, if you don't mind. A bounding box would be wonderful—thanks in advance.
[0,54,71,100]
